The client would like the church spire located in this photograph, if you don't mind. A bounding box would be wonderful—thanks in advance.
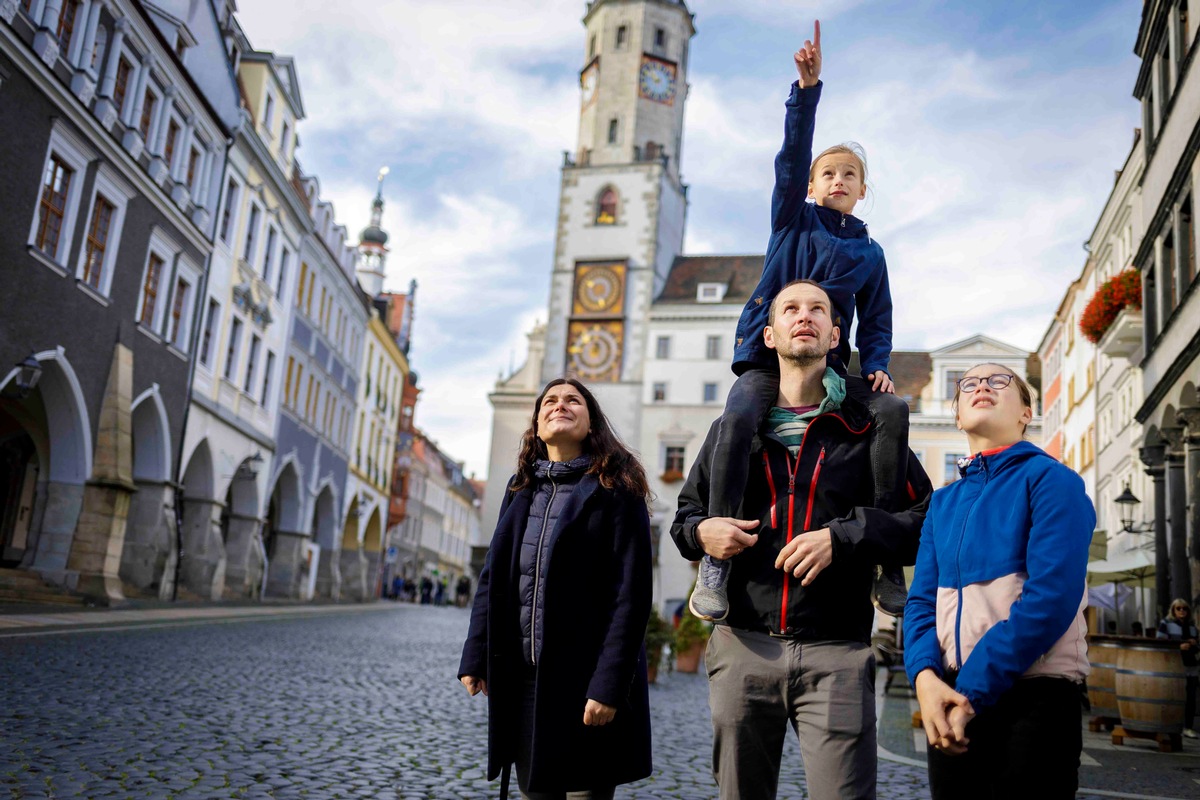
[356,166,390,297]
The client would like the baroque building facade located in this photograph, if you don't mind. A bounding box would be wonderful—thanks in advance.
[0,0,232,603]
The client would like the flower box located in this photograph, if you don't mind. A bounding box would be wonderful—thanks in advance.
[1081,270,1142,345]
[1097,306,1144,359]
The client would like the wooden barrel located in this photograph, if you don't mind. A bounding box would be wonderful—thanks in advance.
[1115,639,1187,734]
[1087,635,1121,719]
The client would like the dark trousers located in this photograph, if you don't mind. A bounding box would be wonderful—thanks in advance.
[710,368,910,520]
[927,677,1083,800]
[1187,675,1198,729]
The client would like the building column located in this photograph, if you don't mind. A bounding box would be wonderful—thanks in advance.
[179,496,223,599]
[67,0,101,104]
[314,549,341,599]
[1163,425,1190,606]
[1179,406,1200,605]
[32,0,65,66]
[222,512,265,599]
[264,530,307,598]
[121,54,154,159]
[148,86,177,185]
[1140,441,1169,618]
[339,546,367,601]
[169,116,196,206]
[93,17,127,129]
[119,479,175,597]
[67,344,135,604]
[65,0,92,66]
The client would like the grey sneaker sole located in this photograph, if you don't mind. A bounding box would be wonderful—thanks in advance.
[872,565,908,617]
[689,587,729,622]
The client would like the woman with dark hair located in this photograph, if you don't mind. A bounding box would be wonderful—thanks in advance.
[459,378,653,799]
[904,363,1095,799]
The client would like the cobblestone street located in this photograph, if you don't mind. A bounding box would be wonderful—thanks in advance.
[1,604,1197,799]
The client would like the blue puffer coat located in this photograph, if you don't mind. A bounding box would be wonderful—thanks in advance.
[518,456,590,666]
[731,80,892,380]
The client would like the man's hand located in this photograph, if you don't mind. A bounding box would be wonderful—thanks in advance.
[583,699,616,726]
[460,676,488,697]
[697,517,760,560]
[773,527,832,585]
[868,371,895,393]
[794,20,822,88]
[914,670,974,756]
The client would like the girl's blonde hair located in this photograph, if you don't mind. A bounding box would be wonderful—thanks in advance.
[808,142,869,184]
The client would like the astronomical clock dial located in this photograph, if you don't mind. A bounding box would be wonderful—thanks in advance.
[573,263,625,315]
[567,321,623,383]
[580,62,599,108]
[638,56,677,105]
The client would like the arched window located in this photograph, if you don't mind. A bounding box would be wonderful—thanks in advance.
[596,188,617,225]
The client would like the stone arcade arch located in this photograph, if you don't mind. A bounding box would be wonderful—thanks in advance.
[311,482,339,598]
[121,386,175,597]
[221,456,264,599]
[179,440,222,599]
[0,349,91,581]
[361,506,384,600]
[263,460,305,598]
[339,498,368,601]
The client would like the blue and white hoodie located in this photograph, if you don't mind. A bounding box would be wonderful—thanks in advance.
[903,441,1095,710]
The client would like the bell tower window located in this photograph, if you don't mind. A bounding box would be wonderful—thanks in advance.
[596,188,618,225]
[616,25,628,50]
[654,28,666,51]
[589,35,597,58]
[607,118,619,145]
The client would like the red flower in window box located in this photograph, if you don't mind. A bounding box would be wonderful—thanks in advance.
[660,469,684,484]
[1080,269,1142,345]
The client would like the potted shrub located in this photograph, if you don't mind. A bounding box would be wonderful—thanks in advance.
[1080,269,1142,344]
[674,599,711,674]
[644,607,674,684]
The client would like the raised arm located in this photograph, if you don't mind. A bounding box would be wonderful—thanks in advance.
[771,21,824,233]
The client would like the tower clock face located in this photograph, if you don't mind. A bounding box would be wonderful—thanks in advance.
[580,62,599,108]
[574,264,624,314]
[639,56,677,105]
[567,321,624,382]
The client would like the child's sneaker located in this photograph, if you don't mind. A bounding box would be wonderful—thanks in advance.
[872,564,907,617]
[689,555,731,621]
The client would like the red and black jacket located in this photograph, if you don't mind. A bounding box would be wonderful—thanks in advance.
[671,396,932,643]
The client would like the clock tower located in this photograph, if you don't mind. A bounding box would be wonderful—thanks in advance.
[483,0,695,529]
[542,0,695,436]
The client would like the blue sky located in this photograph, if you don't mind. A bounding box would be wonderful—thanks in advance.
[237,0,1144,478]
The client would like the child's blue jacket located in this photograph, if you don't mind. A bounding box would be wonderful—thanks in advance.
[902,441,1095,710]
[732,81,892,379]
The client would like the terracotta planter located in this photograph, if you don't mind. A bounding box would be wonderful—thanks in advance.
[675,640,705,673]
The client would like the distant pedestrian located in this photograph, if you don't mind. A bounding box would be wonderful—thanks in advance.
[420,576,433,605]
[904,364,1094,799]
[456,575,471,608]
[435,577,446,607]
[459,378,653,799]
[1157,598,1199,738]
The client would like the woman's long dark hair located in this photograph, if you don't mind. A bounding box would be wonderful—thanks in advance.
[510,377,650,499]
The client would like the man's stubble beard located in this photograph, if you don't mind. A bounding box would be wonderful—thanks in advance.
[775,330,831,368]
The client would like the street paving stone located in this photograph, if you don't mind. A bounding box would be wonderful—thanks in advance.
[0,604,1194,799]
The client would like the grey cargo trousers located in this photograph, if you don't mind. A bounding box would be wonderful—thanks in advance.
[706,625,877,800]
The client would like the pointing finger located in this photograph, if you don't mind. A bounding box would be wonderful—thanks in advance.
[814,19,821,48]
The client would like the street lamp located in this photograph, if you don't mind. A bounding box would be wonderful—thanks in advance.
[1114,484,1140,533]
[13,354,42,398]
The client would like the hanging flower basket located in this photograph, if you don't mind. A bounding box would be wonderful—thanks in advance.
[1081,270,1142,345]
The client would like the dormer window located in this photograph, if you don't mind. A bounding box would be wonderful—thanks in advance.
[697,282,726,303]
[263,93,275,133]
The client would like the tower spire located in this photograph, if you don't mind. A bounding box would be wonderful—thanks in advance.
[356,166,391,297]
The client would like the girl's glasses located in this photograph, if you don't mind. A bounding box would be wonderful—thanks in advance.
[957,374,1014,394]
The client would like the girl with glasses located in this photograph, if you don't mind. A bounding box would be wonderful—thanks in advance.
[903,362,1095,799]
[1157,598,1199,738]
